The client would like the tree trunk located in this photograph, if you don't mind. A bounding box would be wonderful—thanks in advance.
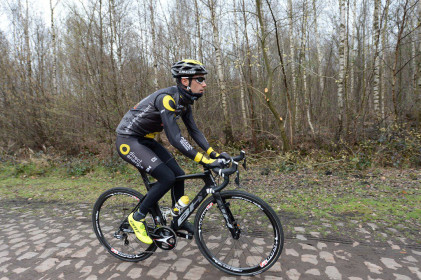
[256,0,290,151]
[287,0,298,132]
[350,0,356,109]
[312,0,324,94]
[50,0,58,95]
[24,0,32,91]
[417,0,421,129]
[149,0,158,91]
[372,0,381,117]
[241,0,258,150]
[300,0,315,138]
[337,0,346,138]
[381,0,390,123]
[391,0,410,123]
[208,0,233,144]
[194,0,203,62]
[267,0,294,145]
[233,0,247,130]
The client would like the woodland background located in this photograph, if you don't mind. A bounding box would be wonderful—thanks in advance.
[0,0,420,167]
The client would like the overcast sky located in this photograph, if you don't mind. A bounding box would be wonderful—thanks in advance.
[0,0,77,32]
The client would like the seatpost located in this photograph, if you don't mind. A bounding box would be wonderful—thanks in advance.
[139,171,152,191]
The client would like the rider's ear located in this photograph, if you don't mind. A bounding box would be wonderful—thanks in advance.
[181,77,189,87]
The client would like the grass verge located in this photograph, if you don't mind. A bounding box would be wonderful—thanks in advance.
[0,156,420,244]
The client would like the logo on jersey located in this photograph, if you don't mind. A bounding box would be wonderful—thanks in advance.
[127,152,143,169]
[162,95,176,112]
[119,144,130,155]
[180,137,193,151]
[126,104,152,133]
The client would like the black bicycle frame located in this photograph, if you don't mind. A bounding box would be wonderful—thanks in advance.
[135,169,238,235]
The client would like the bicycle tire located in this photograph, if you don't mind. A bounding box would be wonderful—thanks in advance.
[92,187,157,262]
[194,190,284,275]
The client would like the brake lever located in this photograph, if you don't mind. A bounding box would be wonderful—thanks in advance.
[234,170,240,186]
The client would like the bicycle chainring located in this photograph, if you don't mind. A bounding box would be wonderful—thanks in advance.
[152,226,177,250]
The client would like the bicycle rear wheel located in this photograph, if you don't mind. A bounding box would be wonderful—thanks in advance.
[92,187,157,262]
[194,190,283,275]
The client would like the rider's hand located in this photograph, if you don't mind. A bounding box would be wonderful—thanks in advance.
[200,156,228,169]
[209,151,231,161]
[217,152,231,161]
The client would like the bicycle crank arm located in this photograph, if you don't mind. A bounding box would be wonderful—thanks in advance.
[176,231,193,240]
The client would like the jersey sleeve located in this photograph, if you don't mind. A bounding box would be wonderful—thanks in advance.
[155,94,203,162]
[181,106,212,154]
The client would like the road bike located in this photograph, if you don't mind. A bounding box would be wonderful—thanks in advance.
[92,151,284,276]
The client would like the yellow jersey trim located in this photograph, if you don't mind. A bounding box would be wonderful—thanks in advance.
[163,95,176,112]
[144,132,158,139]
[194,152,204,163]
[201,156,215,164]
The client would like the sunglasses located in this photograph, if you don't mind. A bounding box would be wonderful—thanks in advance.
[194,77,206,84]
[183,77,206,84]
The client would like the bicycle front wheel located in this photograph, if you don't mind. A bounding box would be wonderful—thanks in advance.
[92,187,157,262]
[194,190,284,276]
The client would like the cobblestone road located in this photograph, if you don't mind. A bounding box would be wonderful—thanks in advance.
[0,201,420,280]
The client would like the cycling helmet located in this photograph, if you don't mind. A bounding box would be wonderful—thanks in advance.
[172,59,207,103]
[171,59,208,77]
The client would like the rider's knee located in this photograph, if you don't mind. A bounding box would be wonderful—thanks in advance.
[152,163,176,187]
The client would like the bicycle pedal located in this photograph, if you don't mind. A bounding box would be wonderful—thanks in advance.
[176,231,193,240]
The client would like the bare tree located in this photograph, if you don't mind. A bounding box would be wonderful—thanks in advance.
[233,0,248,130]
[287,0,297,131]
[312,0,324,95]
[417,0,421,128]
[240,0,258,149]
[337,0,347,137]
[372,0,381,117]
[256,0,290,151]
[50,0,59,95]
[391,0,410,122]
[266,0,294,144]
[194,0,204,62]
[204,0,234,143]
[149,0,159,91]
[381,0,390,122]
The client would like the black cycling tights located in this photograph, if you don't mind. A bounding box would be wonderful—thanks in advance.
[136,160,184,217]
[116,136,185,219]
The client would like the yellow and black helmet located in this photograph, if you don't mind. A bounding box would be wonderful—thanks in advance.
[171,59,208,77]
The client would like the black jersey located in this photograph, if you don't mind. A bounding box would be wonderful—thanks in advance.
[116,86,211,161]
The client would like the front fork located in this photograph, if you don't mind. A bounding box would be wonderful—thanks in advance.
[213,193,241,239]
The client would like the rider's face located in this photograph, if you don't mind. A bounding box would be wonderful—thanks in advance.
[181,75,207,93]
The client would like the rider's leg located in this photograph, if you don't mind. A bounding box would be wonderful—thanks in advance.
[166,158,185,205]
[137,138,193,233]
[134,163,175,219]
[138,138,186,207]
[117,136,170,244]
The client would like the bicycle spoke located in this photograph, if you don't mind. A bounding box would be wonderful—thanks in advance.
[92,188,157,262]
[195,190,283,275]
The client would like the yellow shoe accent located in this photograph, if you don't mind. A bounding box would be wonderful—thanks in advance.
[128,213,153,245]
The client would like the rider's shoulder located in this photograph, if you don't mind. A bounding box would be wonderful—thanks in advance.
[154,87,177,111]
[154,86,177,100]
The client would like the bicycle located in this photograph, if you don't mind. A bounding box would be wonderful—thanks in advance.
[92,151,284,276]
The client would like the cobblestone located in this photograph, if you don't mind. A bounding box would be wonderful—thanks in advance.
[0,201,420,280]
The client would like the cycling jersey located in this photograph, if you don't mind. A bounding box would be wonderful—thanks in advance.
[116,86,212,161]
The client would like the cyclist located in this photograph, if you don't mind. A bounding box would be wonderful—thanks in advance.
[116,59,229,244]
